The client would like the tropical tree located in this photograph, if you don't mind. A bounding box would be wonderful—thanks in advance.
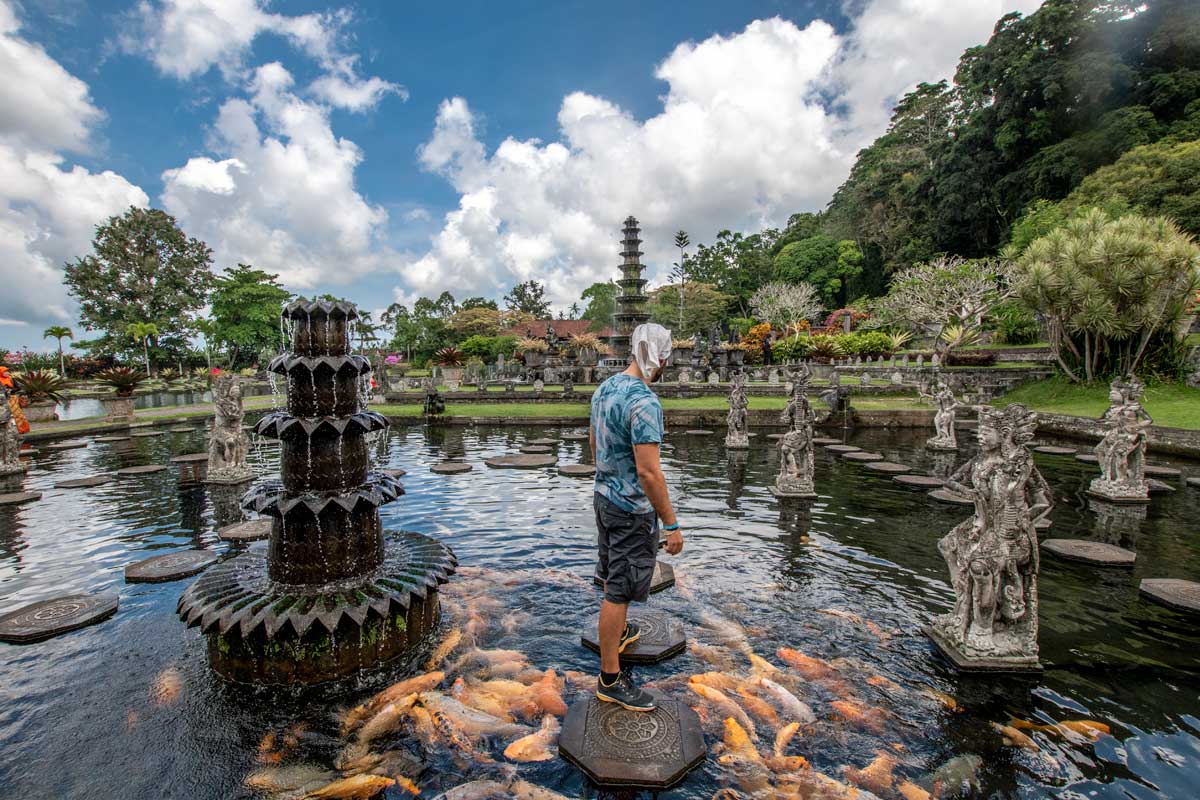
[580,281,619,331]
[504,280,552,317]
[42,326,72,375]
[63,206,212,355]
[127,322,159,376]
[750,282,823,341]
[648,282,731,338]
[670,230,690,333]
[460,296,498,310]
[568,302,581,319]
[449,307,505,337]
[1015,208,1200,382]
[773,235,864,306]
[208,264,293,368]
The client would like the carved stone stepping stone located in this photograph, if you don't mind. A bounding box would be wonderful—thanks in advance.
[812,437,842,445]
[384,468,407,477]
[559,691,705,790]
[1140,579,1200,614]
[45,441,88,451]
[582,610,685,664]
[560,464,596,478]
[593,561,674,594]
[169,453,210,464]
[824,444,860,453]
[95,436,131,443]
[1188,477,1200,489]
[431,462,473,474]
[485,454,557,469]
[928,488,973,506]
[125,549,219,583]
[864,461,911,474]
[1042,539,1135,567]
[1147,479,1174,495]
[0,492,40,506]
[1035,518,1052,530]
[520,445,554,454]
[766,433,785,440]
[562,432,590,441]
[1033,445,1077,455]
[527,438,558,446]
[894,474,944,489]
[1075,453,1099,464]
[842,451,884,462]
[116,465,169,476]
[684,429,713,436]
[129,422,154,428]
[168,425,197,432]
[218,518,272,542]
[0,592,118,643]
[131,431,165,438]
[18,448,38,457]
[1144,465,1182,479]
[54,475,114,489]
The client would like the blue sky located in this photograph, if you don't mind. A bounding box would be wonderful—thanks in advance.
[0,0,1039,352]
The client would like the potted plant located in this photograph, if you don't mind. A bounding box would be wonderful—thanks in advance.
[94,367,148,421]
[569,333,604,366]
[724,342,747,367]
[516,337,549,367]
[433,346,466,384]
[13,369,70,422]
[671,338,694,367]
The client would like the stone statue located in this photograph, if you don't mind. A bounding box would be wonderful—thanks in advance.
[773,366,817,498]
[0,382,27,476]
[423,377,445,415]
[725,371,750,449]
[1088,376,1153,503]
[828,371,841,387]
[679,367,692,385]
[921,380,960,451]
[545,323,558,349]
[860,372,871,386]
[533,378,545,394]
[206,374,254,484]
[929,403,1051,670]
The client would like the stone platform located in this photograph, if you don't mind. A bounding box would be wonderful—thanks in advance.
[593,561,674,595]
[0,592,118,643]
[218,518,272,542]
[842,451,883,462]
[1140,579,1200,614]
[54,475,113,489]
[560,464,596,478]
[559,691,705,790]
[431,461,472,474]
[925,625,1042,673]
[864,461,911,474]
[1033,445,1077,455]
[486,454,557,469]
[0,492,40,506]
[582,610,685,664]
[126,549,219,582]
[928,488,973,506]
[1042,539,1135,567]
[894,474,943,489]
[770,486,817,500]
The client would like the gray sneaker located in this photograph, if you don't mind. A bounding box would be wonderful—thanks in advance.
[596,671,656,712]
[619,621,642,653]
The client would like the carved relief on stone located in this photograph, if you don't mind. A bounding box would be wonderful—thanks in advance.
[725,371,750,450]
[922,380,960,451]
[206,374,255,484]
[773,365,816,498]
[1088,377,1153,503]
[0,383,27,476]
[929,403,1051,670]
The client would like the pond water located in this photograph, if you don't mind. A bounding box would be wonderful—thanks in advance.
[1,424,1198,799]
[55,385,274,421]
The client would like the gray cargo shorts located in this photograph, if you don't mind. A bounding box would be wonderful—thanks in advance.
[594,492,659,605]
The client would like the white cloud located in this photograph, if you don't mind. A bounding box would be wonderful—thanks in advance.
[161,62,391,289]
[130,0,403,111]
[0,2,148,344]
[402,2,1044,312]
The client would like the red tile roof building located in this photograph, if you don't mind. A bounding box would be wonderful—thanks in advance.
[503,319,613,339]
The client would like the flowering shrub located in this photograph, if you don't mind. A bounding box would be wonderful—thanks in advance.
[818,308,871,334]
[739,323,772,365]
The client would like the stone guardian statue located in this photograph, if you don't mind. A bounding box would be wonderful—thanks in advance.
[1088,377,1152,504]
[927,403,1051,671]
[0,380,28,476]
[773,365,817,498]
[922,379,960,451]
[206,374,255,484]
[725,370,750,450]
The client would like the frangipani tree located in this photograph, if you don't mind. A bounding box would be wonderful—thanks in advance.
[1015,208,1200,383]
[750,281,823,340]
[874,256,1015,355]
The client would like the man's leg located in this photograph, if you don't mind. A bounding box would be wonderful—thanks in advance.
[598,598,628,674]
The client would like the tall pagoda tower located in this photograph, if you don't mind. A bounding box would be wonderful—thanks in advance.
[611,215,651,362]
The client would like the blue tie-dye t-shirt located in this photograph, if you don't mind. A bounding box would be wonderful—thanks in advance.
[590,374,664,514]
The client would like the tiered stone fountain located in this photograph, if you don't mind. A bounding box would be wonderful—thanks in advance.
[178,300,456,685]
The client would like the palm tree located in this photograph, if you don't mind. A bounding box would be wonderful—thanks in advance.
[127,322,159,377]
[568,302,581,320]
[43,325,73,376]
[671,230,691,334]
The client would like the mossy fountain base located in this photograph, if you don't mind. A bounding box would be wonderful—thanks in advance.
[180,529,455,685]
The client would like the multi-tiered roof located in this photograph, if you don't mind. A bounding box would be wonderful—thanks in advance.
[610,216,651,362]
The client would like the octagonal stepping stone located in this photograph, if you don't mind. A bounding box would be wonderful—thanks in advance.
[527,437,558,446]
[131,431,165,438]
[431,462,473,474]
[54,475,114,489]
[766,433,785,440]
[560,464,596,478]
[1147,479,1174,495]
[129,422,154,429]
[1075,453,1099,464]
[582,610,685,664]
[559,691,704,790]
[928,488,973,506]
[485,454,557,469]
[218,518,272,542]
[168,425,197,433]
[116,465,169,476]
[1144,465,1182,479]
[0,592,118,643]
[593,561,674,594]
[1140,579,1200,614]
[169,453,210,464]
[842,451,884,462]
[125,549,219,583]
[520,445,554,454]
[1042,539,1135,567]
[384,468,407,478]
[1188,477,1200,489]
[812,437,842,445]
[562,432,590,441]
[684,429,713,436]
[18,448,38,457]
[1035,518,1052,530]
[894,474,944,489]
[864,461,911,474]
[95,436,131,443]
[824,444,860,453]
[45,441,88,451]
[1034,445,1077,455]
[0,492,40,506]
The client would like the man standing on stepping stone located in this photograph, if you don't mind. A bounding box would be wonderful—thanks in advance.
[589,323,682,712]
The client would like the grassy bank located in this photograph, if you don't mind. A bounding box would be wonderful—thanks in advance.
[995,376,1200,430]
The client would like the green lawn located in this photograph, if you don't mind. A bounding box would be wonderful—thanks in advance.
[995,376,1200,430]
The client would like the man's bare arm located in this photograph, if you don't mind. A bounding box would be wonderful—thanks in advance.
[634,442,682,554]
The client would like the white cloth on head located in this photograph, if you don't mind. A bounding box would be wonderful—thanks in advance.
[631,323,673,379]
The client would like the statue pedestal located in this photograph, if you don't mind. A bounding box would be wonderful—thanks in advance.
[1086,480,1150,505]
[924,625,1042,673]
[203,467,255,485]
[925,439,958,452]
[770,485,817,500]
[725,432,750,450]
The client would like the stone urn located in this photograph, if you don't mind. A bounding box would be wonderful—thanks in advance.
[577,348,598,367]
[440,366,465,384]
[23,400,58,423]
[728,348,745,367]
[102,396,135,421]
[672,347,693,367]
[523,350,544,369]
